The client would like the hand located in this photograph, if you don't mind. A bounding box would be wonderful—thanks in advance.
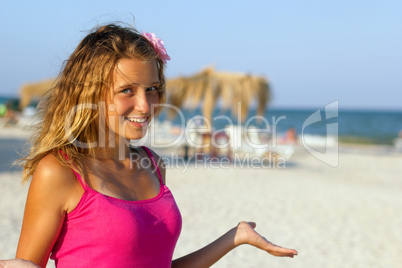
[234,221,298,258]
[0,259,40,268]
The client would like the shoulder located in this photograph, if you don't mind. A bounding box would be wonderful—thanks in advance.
[33,154,76,188]
[139,146,166,184]
[16,154,82,265]
[35,154,71,176]
[30,154,82,213]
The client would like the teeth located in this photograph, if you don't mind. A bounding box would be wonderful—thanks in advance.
[127,117,147,123]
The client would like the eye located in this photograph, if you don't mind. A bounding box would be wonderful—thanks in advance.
[146,86,159,93]
[121,88,132,94]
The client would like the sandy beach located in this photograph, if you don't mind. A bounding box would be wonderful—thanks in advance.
[1,135,401,267]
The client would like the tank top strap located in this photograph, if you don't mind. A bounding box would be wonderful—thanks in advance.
[59,150,90,190]
[140,146,163,185]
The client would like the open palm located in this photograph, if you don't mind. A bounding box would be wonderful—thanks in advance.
[235,221,298,258]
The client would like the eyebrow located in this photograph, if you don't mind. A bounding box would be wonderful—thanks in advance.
[115,81,160,90]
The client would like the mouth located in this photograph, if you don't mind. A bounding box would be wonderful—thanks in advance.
[125,116,149,127]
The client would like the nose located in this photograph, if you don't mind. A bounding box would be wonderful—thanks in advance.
[133,90,151,114]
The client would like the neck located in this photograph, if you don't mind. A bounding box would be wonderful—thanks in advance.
[94,137,132,161]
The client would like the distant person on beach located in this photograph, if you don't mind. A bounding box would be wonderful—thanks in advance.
[2,102,19,127]
[2,23,297,267]
[285,127,297,144]
[278,126,297,145]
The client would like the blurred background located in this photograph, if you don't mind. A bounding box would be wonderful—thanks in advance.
[1,0,402,108]
[1,0,401,145]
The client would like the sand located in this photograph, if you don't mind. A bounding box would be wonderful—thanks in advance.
[1,142,401,267]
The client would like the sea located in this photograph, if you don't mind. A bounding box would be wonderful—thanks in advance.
[1,96,402,145]
[156,106,402,146]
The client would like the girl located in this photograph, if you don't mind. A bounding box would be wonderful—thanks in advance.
[7,23,297,267]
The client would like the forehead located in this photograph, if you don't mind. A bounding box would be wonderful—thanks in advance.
[113,58,159,86]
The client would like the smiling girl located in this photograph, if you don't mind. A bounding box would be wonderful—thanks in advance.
[4,23,297,267]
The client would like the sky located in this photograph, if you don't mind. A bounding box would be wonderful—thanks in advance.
[0,0,401,110]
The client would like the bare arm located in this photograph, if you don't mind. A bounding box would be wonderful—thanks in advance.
[16,155,83,267]
[148,149,297,267]
[0,259,40,268]
[172,221,297,268]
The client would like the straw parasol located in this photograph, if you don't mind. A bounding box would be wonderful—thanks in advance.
[19,79,55,109]
[166,66,271,125]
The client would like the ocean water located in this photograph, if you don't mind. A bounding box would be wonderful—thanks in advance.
[1,96,402,145]
[156,107,402,145]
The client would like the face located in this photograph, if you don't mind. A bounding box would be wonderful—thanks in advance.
[107,57,160,141]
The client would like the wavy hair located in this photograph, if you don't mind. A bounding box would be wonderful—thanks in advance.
[19,23,167,183]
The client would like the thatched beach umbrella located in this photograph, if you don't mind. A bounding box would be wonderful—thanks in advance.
[19,79,55,109]
[166,67,270,125]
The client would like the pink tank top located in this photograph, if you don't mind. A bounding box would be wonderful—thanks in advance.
[51,147,182,267]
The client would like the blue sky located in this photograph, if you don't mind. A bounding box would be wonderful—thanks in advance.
[0,0,401,110]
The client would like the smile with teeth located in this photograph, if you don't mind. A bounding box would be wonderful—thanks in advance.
[126,117,148,123]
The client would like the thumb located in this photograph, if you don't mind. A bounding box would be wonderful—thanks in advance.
[247,221,257,229]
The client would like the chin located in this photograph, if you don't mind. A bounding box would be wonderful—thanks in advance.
[124,127,148,141]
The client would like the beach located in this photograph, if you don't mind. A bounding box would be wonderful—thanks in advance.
[1,135,401,267]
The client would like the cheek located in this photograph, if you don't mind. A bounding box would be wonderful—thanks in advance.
[148,93,160,107]
[112,98,132,116]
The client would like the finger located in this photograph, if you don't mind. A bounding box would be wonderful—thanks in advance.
[272,250,298,256]
[267,250,298,258]
[273,253,295,258]
[247,222,256,229]
[270,249,298,258]
[264,242,298,255]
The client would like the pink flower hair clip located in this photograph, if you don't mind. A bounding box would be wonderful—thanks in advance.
[142,32,171,64]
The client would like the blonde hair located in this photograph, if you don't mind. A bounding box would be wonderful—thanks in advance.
[19,23,167,183]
